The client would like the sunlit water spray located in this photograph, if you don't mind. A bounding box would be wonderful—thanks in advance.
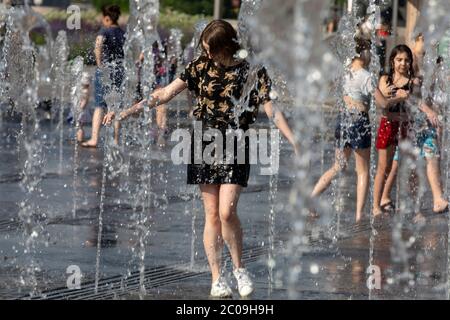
[249,0,337,298]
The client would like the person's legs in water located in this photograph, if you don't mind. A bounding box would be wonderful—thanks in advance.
[113,120,120,145]
[82,107,104,147]
[82,69,106,148]
[218,184,243,270]
[419,130,448,213]
[354,148,370,222]
[77,125,85,143]
[311,148,352,198]
[200,184,223,282]
[156,104,168,147]
[218,183,253,297]
[427,157,448,212]
[380,147,399,211]
[373,145,394,216]
[199,184,232,297]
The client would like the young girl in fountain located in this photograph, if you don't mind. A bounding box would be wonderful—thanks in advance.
[311,38,409,222]
[81,4,125,148]
[376,39,449,216]
[372,43,448,216]
[103,20,298,298]
[74,72,92,143]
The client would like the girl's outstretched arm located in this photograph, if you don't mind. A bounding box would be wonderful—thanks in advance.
[103,78,187,125]
[263,101,299,156]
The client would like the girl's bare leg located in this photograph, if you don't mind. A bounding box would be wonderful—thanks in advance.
[218,184,243,270]
[354,148,370,222]
[381,160,398,206]
[200,184,223,283]
[114,120,120,145]
[76,126,84,143]
[373,146,394,216]
[82,107,104,147]
[311,148,351,197]
[426,157,449,212]
[156,104,168,147]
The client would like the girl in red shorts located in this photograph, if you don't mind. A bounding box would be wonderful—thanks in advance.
[373,45,415,216]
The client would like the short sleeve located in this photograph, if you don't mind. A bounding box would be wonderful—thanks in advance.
[179,57,202,95]
[362,73,375,96]
[257,67,272,104]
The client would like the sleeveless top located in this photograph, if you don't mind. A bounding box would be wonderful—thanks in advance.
[387,80,411,113]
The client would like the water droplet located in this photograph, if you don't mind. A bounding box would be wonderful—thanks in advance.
[310,264,319,274]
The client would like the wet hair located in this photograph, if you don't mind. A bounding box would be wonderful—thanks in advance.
[199,20,241,66]
[102,5,121,24]
[350,36,371,65]
[386,44,415,88]
[355,37,371,56]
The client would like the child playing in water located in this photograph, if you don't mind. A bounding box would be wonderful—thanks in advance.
[134,44,169,148]
[372,45,415,216]
[311,38,409,222]
[104,20,298,298]
[76,72,92,143]
[81,4,125,147]
[374,40,448,215]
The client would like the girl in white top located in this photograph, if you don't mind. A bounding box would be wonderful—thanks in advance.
[311,38,409,222]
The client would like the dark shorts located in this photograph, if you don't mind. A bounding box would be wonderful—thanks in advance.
[335,111,371,150]
[187,126,251,187]
[94,66,124,109]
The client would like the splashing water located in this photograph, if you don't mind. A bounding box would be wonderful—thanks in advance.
[1,3,54,296]
[249,0,337,298]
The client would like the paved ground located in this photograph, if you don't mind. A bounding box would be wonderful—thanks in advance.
[1,97,450,300]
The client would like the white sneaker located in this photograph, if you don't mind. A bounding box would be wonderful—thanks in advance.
[210,277,233,298]
[233,268,254,297]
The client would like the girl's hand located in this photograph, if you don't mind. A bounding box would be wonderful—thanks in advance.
[118,110,129,121]
[102,112,116,125]
[387,85,397,98]
[394,89,409,100]
[426,109,441,128]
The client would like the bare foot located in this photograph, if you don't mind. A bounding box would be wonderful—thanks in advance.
[433,199,449,214]
[81,140,98,148]
[372,207,383,218]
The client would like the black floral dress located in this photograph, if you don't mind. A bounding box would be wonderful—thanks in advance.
[179,55,272,187]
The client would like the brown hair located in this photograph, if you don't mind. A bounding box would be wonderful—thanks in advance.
[386,44,415,88]
[102,5,121,24]
[355,37,371,55]
[199,20,241,66]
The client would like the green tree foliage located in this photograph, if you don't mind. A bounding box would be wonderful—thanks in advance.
[92,0,214,16]
[161,0,213,16]
[92,0,130,13]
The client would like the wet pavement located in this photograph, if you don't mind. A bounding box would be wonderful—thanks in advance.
[1,98,450,300]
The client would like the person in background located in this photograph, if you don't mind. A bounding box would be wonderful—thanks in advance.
[81,4,125,147]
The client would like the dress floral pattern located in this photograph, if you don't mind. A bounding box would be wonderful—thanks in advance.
[179,55,272,187]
